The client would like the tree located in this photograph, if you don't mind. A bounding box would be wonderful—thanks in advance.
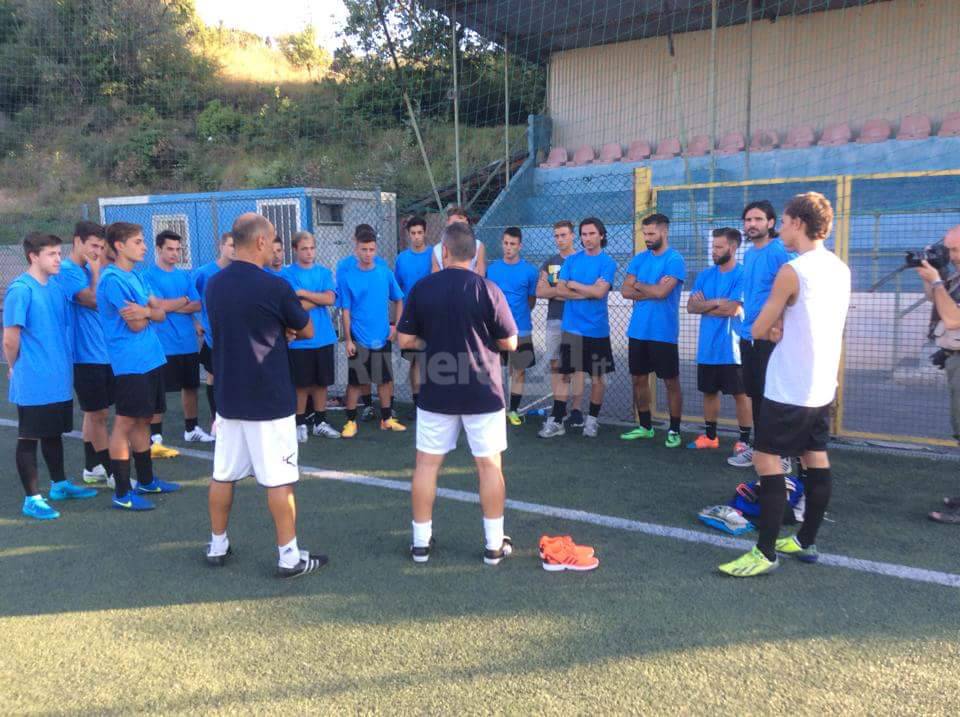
[277,24,330,80]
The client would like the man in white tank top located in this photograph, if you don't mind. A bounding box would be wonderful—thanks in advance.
[431,206,486,276]
[719,192,850,578]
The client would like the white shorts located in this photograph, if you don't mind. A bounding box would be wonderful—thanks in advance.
[545,320,563,363]
[213,415,299,488]
[416,408,507,458]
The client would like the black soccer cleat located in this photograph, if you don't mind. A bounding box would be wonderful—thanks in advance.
[410,536,436,564]
[483,536,514,566]
[277,552,329,579]
[205,544,232,567]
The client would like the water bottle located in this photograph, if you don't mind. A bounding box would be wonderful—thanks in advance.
[526,408,548,417]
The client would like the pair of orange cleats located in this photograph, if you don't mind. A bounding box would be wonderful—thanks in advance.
[538,535,599,572]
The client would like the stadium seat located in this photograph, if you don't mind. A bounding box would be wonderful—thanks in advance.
[684,135,712,157]
[896,113,931,140]
[782,124,816,149]
[818,122,852,147]
[625,140,652,161]
[539,146,568,169]
[566,145,596,166]
[749,129,779,152]
[938,112,960,137]
[651,137,681,160]
[717,131,746,155]
[594,143,623,164]
[857,118,892,144]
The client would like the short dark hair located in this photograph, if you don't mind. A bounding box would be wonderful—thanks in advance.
[503,226,522,241]
[273,236,283,245]
[231,214,273,249]
[784,192,834,242]
[442,222,477,261]
[356,232,377,245]
[579,217,607,248]
[155,229,182,248]
[406,216,427,232]
[105,222,143,252]
[553,220,574,232]
[74,221,105,240]
[291,231,314,249]
[23,232,63,262]
[642,213,670,227]
[219,232,233,245]
[713,227,742,247]
[446,205,470,222]
[354,223,376,240]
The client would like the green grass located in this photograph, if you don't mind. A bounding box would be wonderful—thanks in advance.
[1,390,959,713]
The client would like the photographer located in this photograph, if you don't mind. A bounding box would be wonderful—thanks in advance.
[916,225,960,523]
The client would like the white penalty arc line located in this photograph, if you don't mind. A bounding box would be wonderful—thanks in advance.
[5,419,958,589]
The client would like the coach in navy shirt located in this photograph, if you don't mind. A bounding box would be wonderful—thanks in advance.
[398,222,518,566]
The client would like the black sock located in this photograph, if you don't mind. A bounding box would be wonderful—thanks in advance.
[296,413,307,426]
[362,393,373,408]
[669,416,681,433]
[412,392,419,407]
[638,410,652,429]
[185,417,198,432]
[132,450,154,487]
[317,411,327,425]
[97,449,110,471]
[551,399,567,422]
[16,439,40,496]
[206,384,217,417]
[112,458,132,497]
[40,436,66,483]
[346,408,358,421]
[705,421,718,440]
[381,405,392,421]
[83,441,98,472]
[150,421,162,437]
[756,474,787,561]
[589,402,601,418]
[305,411,316,427]
[797,467,832,548]
[739,425,752,443]
[509,393,522,412]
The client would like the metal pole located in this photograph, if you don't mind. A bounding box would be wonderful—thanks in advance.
[504,33,510,187]
[451,2,462,206]
[744,0,754,181]
[708,0,718,184]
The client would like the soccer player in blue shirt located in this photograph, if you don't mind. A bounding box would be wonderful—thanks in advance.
[619,213,686,448]
[4,233,97,520]
[339,232,405,438]
[283,231,340,441]
[193,232,234,433]
[487,227,539,426]
[394,216,433,414]
[145,230,211,451]
[98,222,181,510]
[686,228,752,451]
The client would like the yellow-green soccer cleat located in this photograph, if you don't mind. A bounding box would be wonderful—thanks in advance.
[775,535,820,563]
[506,410,523,426]
[718,547,779,577]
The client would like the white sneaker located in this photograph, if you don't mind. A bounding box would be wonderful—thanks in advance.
[727,446,754,468]
[296,424,308,443]
[313,421,341,439]
[106,473,115,490]
[538,418,565,439]
[582,415,599,438]
[184,426,215,443]
[781,457,793,474]
[82,464,108,484]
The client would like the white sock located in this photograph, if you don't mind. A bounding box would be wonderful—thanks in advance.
[210,532,229,555]
[483,516,504,551]
[412,520,432,548]
[278,537,300,568]
[151,434,162,444]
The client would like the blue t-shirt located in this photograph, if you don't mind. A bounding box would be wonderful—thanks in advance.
[625,247,686,344]
[394,247,433,297]
[335,254,388,308]
[54,258,109,365]
[145,265,200,357]
[207,261,309,421]
[693,264,745,365]
[558,250,618,338]
[339,263,404,349]
[96,265,167,376]
[265,266,284,276]
[3,273,73,406]
[486,259,539,335]
[281,263,337,349]
[741,239,790,340]
[193,261,222,348]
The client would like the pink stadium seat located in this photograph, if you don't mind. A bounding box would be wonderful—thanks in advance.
[566,145,596,166]
[716,131,746,155]
[938,112,960,137]
[651,137,681,160]
[818,122,852,147]
[857,118,892,144]
[539,146,568,169]
[749,129,779,152]
[782,124,815,149]
[685,135,712,157]
[626,140,652,161]
[594,143,623,164]
[896,114,931,140]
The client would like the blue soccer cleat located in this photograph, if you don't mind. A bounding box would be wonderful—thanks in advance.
[135,477,181,495]
[22,495,60,521]
[112,491,155,511]
[49,480,98,501]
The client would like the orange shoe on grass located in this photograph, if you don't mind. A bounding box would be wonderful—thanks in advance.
[538,535,594,560]
[687,434,720,450]
[541,537,600,572]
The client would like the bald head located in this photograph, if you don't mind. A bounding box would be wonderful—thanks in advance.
[232,213,274,248]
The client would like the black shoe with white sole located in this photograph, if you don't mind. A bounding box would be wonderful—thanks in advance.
[483,536,514,566]
[276,552,328,578]
[205,544,232,567]
[410,536,436,564]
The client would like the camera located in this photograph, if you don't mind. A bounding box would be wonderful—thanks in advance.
[905,241,950,270]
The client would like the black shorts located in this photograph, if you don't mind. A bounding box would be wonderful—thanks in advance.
[628,339,679,379]
[290,345,335,388]
[17,401,73,438]
[754,399,831,456]
[73,363,115,412]
[163,353,200,392]
[199,343,214,374]
[558,332,615,377]
[500,337,536,371]
[740,339,776,399]
[697,364,745,395]
[115,366,167,418]
[348,343,393,386]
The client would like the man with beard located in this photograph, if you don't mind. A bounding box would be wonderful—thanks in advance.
[686,228,751,450]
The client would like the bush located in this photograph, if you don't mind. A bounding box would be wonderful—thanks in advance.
[196,100,245,143]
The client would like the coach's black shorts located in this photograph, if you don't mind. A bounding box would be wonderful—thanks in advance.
[558,332,615,377]
[163,353,200,392]
[740,339,776,399]
[73,363,115,412]
[17,400,73,438]
[628,339,679,379]
[115,366,167,418]
[500,337,536,371]
[199,343,213,374]
[290,345,335,388]
[348,342,393,386]
[697,364,745,395]
[754,398,831,456]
